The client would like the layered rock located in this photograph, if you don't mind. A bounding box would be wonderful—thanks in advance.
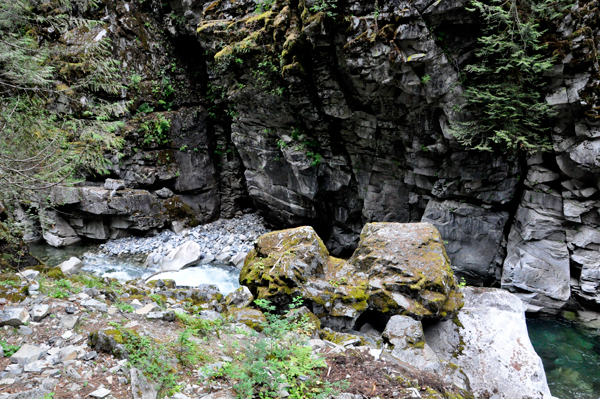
[241,223,463,330]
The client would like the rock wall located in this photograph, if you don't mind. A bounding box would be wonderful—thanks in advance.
[13,0,600,316]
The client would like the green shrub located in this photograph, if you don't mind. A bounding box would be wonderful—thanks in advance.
[210,298,345,399]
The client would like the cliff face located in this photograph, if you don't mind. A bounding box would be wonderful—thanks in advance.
[14,0,600,315]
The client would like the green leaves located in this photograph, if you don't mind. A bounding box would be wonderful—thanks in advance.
[451,0,564,154]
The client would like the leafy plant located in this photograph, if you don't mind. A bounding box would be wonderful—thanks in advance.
[450,0,565,153]
[115,302,135,313]
[310,0,338,17]
[137,102,155,114]
[120,329,181,396]
[254,0,275,12]
[211,298,343,399]
[140,116,171,146]
[0,340,20,357]
[421,75,431,84]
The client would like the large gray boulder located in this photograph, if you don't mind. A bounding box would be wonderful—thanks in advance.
[426,287,552,399]
[0,308,30,327]
[59,257,84,275]
[158,241,202,272]
[422,199,509,284]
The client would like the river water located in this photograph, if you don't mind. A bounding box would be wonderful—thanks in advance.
[29,242,600,398]
[528,318,600,399]
[29,242,241,295]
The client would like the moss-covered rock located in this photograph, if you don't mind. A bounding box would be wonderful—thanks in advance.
[227,307,267,331]
[351,222,463,320]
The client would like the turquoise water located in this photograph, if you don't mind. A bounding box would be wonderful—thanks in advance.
[527,318,600,399]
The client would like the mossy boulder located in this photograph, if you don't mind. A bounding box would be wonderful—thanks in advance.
[350,222,463,320]
[227,307,267,331]
[240,226,368,329]
[88,329,133,359]
[241,223,463,331]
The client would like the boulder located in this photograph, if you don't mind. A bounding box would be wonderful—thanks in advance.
[241,224,463,331]
[0,308,30,327]
[10,344,48,365]
[224,286,254,308]
[59,257,84,275]
[158,241,202,272]
[104,179,126,191]
[350,223,463,320]
[426,287,552,399]
[231,252,247,269]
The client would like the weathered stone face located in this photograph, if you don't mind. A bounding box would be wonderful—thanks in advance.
[241,223,463,330]
[351,222,463,319]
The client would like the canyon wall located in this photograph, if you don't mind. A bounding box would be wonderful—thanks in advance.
[14,0,600,316]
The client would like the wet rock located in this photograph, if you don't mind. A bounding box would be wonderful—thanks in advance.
[0,308,30,327]
[426,287,552,399]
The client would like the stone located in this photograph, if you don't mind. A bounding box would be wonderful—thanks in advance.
[200,389,236,399]
[0,308,30,327]
[23,360,46,373]
[155,187,174,198]
[422,199,509,284]
[350,223,463,319]
[383,315,440,371]
[146,311,175,321]
[17,326,33,336]
[81,299,107,313]
[104,178,126,191]
[89,388,111,398]
[17,270,39,280]
[158,241,202,271]
[10,344,48,365]
[227,307,266,330]
[130,299,143,309]
[231,252,247,269]
[426,287,552,399]
[31,304,50,322]
[198,310,222,321]
[136,304,157,315]
[59,346,78,362]
[131,367,159,399]
[60,315,80,330]
[224,286,253,308]
[59,257,84,275]
[88,331,127,359]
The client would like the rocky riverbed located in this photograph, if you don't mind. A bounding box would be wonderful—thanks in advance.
[99,213,269,270]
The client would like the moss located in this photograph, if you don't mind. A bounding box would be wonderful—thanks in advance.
[46,268,65,279]
[104,329,125,344]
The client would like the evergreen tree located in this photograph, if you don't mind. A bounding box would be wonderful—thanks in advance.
[0,0,125,195]
[451,0,565,153]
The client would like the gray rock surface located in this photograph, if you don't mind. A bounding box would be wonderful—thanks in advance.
[157,241,202,271]
[0,308,30,327]
[10,345,48,366]
[502,191,570,314]
[131,367,159,399]
[422,199,508,285]
[59,257,84,275]
[426,287,552,399]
